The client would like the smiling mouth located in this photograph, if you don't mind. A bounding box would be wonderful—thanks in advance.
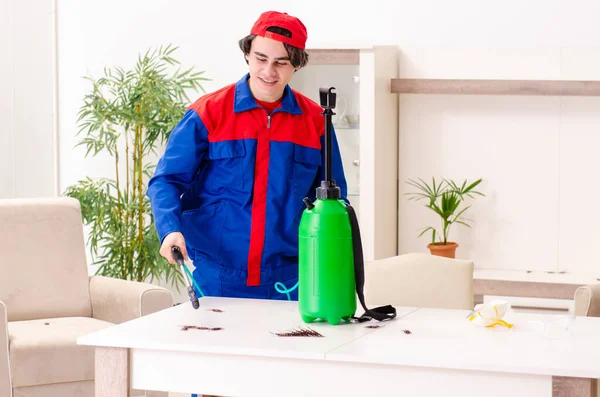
[259,77,277,84]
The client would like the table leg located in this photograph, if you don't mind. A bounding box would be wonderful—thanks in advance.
[552,376,597,397]
[96,346,130,397]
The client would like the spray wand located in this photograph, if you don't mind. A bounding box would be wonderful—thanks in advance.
[171,246,200,309]
[317,87,341,200]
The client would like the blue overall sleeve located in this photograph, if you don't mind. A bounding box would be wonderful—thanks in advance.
[147,109,209,243]
[309,126,348,201]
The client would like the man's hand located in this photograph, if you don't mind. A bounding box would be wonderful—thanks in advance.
[160,232,188,264]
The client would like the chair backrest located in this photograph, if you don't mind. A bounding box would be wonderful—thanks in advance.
[0,197,92,321]
[365,253,474,310]
[573,284,600,317]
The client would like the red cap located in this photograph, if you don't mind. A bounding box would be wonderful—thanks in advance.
[250,11,307,50]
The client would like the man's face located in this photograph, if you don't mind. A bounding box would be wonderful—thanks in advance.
[246,36,299,102]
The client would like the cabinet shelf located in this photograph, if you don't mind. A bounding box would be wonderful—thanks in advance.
[390,78,600,96]
[306,49,359,65]
[294,46,398,261]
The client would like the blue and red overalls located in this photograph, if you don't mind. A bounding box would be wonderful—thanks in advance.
[148,74,347,300]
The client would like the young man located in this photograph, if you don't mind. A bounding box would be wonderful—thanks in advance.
[148,11,347,302]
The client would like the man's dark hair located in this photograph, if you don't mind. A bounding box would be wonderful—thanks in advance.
[238,26,309,69]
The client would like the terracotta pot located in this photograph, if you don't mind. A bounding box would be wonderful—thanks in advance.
[427,242,459,259]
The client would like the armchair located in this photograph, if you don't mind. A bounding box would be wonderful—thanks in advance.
[573,284,600,397]
[0,197,173,397]
[574,284,600,317]
[364,253,475,310]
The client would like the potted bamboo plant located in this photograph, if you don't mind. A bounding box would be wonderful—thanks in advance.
[405,177,484,258]
[63,45,208,289]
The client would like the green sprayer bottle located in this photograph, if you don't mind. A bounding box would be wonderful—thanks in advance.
[298,87,397,326]
[298,198,356,325]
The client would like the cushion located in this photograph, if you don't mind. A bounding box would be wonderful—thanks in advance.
[0,198,92,321]
[8,316,113,387]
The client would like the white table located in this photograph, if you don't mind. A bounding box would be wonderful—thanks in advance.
[78,297,600,397]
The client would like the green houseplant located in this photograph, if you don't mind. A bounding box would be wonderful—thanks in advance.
[64,45,208,288]
[405,177,484,258]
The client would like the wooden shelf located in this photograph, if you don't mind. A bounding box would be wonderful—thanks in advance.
[391,78,600,96]
[306,49,359,65]
[473,278,584,300]
[473,269,600,300]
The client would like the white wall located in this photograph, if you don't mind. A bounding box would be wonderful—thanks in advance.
[0,0,13,196]
[55,0,600,277]
[396,48,600,275]
[57,0,600,189]
[0,0,57,199]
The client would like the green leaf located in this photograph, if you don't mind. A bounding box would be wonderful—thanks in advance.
[63,44,209,290]
[418,226,436,238]
[454,220,472,228]
[406,177,484,244]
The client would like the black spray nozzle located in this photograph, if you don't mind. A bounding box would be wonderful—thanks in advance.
[171,246,200,309]
[319,87,337,109]
[187,286,200,309]
[317,87,341,200]
[303,197,315,210]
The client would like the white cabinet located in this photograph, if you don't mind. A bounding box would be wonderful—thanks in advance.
[291,46,399,261]
[0,0,58,198]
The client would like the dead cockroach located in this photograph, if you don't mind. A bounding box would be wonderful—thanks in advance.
[180,325,223,332]
[270,326,324,337]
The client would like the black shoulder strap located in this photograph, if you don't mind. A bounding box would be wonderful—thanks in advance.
[346,204,397,323]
